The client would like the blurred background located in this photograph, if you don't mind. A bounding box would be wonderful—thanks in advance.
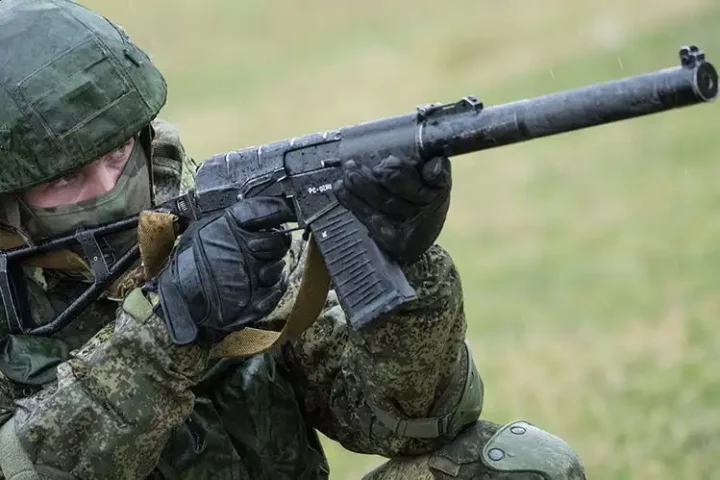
[85,0,718,478]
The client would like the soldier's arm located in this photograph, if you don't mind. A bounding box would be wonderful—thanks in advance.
[277,242,483,457]
[0,290,208,480]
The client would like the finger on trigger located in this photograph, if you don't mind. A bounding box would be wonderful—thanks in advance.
[230,197,295,231]
[247,234,291,260]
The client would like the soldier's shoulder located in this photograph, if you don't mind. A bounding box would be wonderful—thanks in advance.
[151,119,184,153]
[151,119,198,200]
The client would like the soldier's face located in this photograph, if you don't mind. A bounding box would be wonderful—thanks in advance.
[22,137,136,208]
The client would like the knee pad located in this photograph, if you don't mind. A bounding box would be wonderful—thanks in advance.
[479,420,585,479]
[428,420,586,479]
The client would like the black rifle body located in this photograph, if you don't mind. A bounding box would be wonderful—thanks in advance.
[178,46,717,329]
[2,46,717,335]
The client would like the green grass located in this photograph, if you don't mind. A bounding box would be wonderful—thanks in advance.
[86,0,719,477]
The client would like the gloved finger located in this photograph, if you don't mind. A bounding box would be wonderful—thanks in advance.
[257,260,285,286]
[421,156,452,189]
[334,178,378,221]
[371,155,431,204]
[338,161,419,219]
[366,211,404,257]
[339,160,388,201]
[246,232,291,260]
[228,197,295,231]
[376,156,452,203]
[252,287,285,315]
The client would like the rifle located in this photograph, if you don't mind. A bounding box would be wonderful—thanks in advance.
[1,45,717,337]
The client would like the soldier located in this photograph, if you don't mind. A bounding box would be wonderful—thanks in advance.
[0,0,585,479]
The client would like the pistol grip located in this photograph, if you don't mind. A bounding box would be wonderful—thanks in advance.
[309,204,416,329]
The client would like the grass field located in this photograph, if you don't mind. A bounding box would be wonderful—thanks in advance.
[86,1,719,477]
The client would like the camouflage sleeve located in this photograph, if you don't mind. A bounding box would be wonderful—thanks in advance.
[276,241,471,457]
[150,118,198,202]
[3,290,208,479]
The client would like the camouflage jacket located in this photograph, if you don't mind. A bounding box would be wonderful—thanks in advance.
[0,121,476,479]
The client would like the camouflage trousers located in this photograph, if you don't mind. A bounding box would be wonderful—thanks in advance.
[363,419,586,480]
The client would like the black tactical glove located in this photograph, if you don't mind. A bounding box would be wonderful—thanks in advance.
[334,154,451,264]
[157,197,294,345]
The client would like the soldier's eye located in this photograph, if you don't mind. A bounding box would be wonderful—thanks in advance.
[104,137,134,166]
[50,174,80,189]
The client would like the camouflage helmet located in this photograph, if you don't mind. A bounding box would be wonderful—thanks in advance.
[0,0,167,194]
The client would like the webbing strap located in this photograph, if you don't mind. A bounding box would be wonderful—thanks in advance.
[137,210,177,279]
[368,401,455,439]
[367,342,481,439]
[0,230,23,250]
